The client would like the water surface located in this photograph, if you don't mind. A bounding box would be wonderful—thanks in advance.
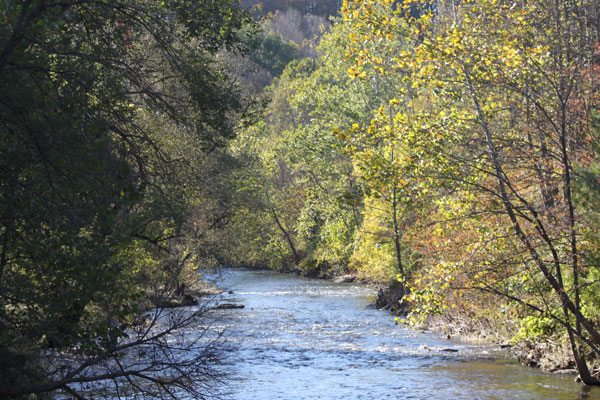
[205,269,600,400]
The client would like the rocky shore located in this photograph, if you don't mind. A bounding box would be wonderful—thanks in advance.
[333,272,599,381]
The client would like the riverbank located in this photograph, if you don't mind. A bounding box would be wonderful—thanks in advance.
[374,278,600,380]
[271,265,599,382]
[207,268,600,399]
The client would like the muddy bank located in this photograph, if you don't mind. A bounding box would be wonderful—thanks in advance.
[345,275,599,379]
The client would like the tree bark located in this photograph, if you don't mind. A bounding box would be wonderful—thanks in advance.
[391,183,405,286]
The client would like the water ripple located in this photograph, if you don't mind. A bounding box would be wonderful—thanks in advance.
[206,269,600,400]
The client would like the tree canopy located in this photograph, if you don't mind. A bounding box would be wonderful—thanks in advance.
[0,0,250,398]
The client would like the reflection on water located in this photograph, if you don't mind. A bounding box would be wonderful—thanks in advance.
[205,269,600,400]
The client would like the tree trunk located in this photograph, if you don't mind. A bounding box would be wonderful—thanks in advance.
[391,184,405,288]
[388,106,405,289]
[265,188,301,266]
[269,205,301,266]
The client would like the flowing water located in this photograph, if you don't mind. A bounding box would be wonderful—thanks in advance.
[204,268,600,400]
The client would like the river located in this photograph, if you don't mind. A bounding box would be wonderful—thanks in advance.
[203,268,600,400]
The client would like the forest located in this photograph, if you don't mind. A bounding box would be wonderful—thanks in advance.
[0,0,599,398]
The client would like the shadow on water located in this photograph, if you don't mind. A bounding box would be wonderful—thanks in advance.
[205,268,600,400]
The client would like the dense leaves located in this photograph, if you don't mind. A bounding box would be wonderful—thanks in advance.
[339,0,600,383]
[0,0,249,398]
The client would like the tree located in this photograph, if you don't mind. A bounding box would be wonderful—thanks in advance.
[338,0,430,286]
[224,20,378,274]
[342,0,600,383]
[0,0,249,397]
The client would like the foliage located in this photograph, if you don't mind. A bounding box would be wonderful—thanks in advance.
[224,20,377,274]
[339,0,600,383]
[250,29,301,76]
[0,0,250,397]
[349,197,398,282]
[3,0,600,393]
[514,316,557,343]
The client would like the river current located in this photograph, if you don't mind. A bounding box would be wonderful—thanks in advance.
[203,268,600,400]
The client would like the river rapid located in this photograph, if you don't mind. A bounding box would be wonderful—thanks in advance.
[203,268,600,400]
